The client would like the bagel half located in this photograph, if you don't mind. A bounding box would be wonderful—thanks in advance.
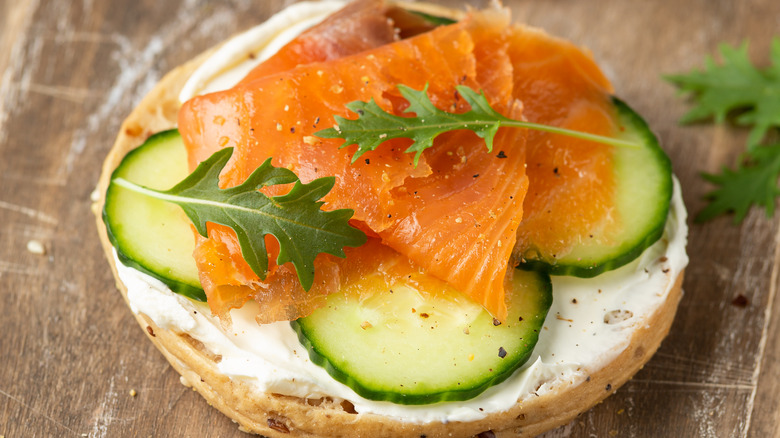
[92,2,686,437]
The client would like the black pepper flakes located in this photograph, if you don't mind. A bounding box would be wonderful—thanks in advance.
[605,383,612,391]
[473,174,480,178]
[732,294,749,307]
[365,158,370,165]
[496,150,507,159]
[290,127,295,133]
[498,347,507,358]
[492,318,502,326]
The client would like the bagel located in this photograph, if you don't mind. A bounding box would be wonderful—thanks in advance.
[93,1,688,436]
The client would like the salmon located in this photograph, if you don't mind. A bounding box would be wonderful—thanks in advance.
[183,0,401,322]
[506,28,618,263]
[179,0,622,324]
[179,5,529,322]
[237,0,397,85]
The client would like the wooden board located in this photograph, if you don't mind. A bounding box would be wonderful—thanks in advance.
[0,0,778,436]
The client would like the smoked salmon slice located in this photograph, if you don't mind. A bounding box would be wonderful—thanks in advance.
[182,0,402,322]
[506,28,618,264]
[237,0,397,85]
[179,6,528,322]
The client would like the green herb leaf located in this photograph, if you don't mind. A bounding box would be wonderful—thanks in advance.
[316,84,639,165]
[696,144,780,223]
[667,38,780,223]
[665,38,780,150]
[113,148,367,290]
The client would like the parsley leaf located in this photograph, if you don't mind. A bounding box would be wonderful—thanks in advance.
[113,148,367,290]
[665,38,780,150]
[696,144,780,223]
[316,84,639,165]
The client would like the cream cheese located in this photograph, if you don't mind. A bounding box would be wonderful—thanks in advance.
[116,181,687,423]
[118,1,690,424]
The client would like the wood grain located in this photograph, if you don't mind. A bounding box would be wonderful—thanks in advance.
[0,0,778,437]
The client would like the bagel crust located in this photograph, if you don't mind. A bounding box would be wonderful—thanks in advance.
[92,3,685,437]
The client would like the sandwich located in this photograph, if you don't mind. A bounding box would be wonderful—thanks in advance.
[93,1,688,436]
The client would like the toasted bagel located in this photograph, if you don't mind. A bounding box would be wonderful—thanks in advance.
[93,2,686,437]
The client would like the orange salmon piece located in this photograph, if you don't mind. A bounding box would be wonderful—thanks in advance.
[378,9,525,321]
[506,26,619,264]
[237,0,397,85]
[180,0,403,321]
[179,9,528,322]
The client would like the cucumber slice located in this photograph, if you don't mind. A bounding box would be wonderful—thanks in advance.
[292,269,552,404]
[103,130,206,301]
[519,97,673,277]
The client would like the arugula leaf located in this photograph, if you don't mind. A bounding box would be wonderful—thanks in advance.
[668,38,780,223]
[316,84,639,165]
[665,38,780,150]
[113,148,367,290]
[696,144,780,223]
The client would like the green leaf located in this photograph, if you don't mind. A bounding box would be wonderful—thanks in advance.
[316,84,639,165]
[113,148,367,290]
[665,38,780,150]
[695,144,780,223]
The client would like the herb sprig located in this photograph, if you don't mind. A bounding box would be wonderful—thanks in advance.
[113,148,366,290]
[666,38,780,223]
[316,84,640,165]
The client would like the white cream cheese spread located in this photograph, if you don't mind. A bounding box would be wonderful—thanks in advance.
[118,1,690,424]
[117,182,687,423]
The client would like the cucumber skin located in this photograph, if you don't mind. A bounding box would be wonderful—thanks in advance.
[291,270,553,405]
[110,243,207,302]
[520,97,673,278]
[103,129,207,302]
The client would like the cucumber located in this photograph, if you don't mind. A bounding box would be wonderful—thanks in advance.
[103,130,206,301]
[519,97,673,277]
[292,269,552,404]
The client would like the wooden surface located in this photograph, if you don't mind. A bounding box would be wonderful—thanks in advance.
[1,0,778,436]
